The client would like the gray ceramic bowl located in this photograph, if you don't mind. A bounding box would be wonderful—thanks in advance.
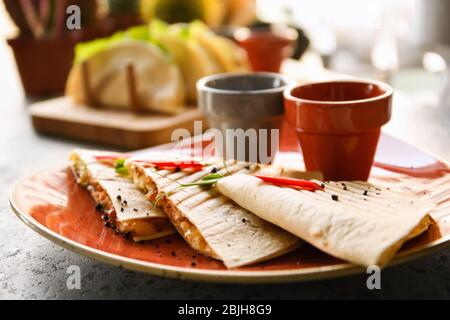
[197,72,296,163]
[197,72,295,130]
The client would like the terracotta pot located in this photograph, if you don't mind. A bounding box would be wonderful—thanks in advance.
[8,36,77,96]
[8,23,114,97]
[284,80,393,181]
[235,26,298,73]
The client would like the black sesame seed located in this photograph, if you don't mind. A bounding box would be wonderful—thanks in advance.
[133,208,138,212]
[120,207,124,212]
[321,184,325,188]
[116,195,122,201]
[123,200,128,206]
[211,167,218,173]
[332,194,339,201]
[363,190,368,196]
[191,262,197,267]
[95,203,104,212]
[175,166,181,172]
[242,218,246,223]
[343,186,348,191]
[244,165,251,170]
[124,232,132,240]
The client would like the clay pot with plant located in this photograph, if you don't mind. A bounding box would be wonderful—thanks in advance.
[4,0,105,96]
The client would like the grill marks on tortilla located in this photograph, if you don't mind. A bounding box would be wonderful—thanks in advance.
[216,174,435,267]
[283,181,426,220]
[132,162,246,260]
[129,159,300,268]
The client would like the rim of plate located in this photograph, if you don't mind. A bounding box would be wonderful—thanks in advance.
[8,136,450,284]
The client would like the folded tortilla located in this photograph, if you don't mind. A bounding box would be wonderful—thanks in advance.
[217,175,436,267]
[153,28,221,102]
[69,149,175,241]
[127,159,300,268]
[190,21,250,72]
[66,42,185,114]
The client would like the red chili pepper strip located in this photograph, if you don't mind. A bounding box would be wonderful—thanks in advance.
[156,166,178,171]
[284,185,317,192]
[253,175,323,192]
[132,160,205,173]
[134,160,204,169]
[182,166,204,173]
[94,155,130,161]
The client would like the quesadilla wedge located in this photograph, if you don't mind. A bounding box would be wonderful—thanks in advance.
[126,158,300,268]
[69,149,175,241]
[217,175,435,267]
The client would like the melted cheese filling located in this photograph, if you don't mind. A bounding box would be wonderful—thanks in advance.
[130,163,218,258]
[70,155,173,241]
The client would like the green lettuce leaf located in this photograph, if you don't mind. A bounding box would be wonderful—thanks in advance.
[74,25,151,63]
[74,20,203,63]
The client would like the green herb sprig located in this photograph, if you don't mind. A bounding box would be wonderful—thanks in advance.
[180,173,224,187]
[115,158,128,175]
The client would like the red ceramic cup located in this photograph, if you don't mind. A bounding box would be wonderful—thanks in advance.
[235,26,298,72]
[284,80,393,181]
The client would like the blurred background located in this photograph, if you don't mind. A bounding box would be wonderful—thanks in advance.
[0,0,449,150]
[1,0,448,103]
[1,1,450,301]
[257,0,450,109]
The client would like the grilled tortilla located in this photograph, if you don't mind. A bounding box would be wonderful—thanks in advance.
[127,158,300,268]
[69,149,175,241]
[217,175,435,267]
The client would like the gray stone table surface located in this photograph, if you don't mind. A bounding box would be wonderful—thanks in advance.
[1,38,450,299]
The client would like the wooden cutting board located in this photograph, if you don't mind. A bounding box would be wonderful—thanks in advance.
[30,97,207,149]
